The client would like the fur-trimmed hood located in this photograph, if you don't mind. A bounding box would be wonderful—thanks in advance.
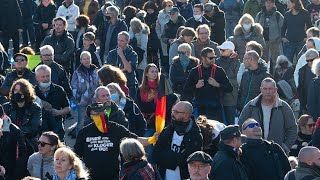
[234,23,264,36]
[172,55,200,64]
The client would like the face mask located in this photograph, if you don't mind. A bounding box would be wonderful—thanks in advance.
[110,93,119,102]
[171,117,190,135]
[105,15,111,21]
[39,81,51,89]
[165,6,173,12]
[243,23,252,31]
[193,14,202,20]
[13,93,25,103]
[179,53,189,61]
[16,69,25,76]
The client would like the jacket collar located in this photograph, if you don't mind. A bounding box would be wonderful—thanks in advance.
[249,93,282,108]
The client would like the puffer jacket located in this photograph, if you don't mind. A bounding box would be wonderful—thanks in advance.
[169,56,199,97]
[41,30,75,68]
[237,61,271,110]
[232,23,266,60]
[239,94,298,153]
[71,64,99,106]
[216,55,241,106]
[129,24,149,70]
[156,9,170,56]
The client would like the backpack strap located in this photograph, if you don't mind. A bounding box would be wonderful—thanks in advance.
[197,64,217,79]
[197,65,203,79]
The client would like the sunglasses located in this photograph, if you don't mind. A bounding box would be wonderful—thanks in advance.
[307,123,315,128]
[206,56,216,60]
[178,51,186,55]
[306,58,315,63]
[37,141,52,147]
[243,122,260,130]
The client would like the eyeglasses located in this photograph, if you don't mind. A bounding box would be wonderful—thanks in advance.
[307,123,315,128]
[172,110,187,114]
[41,54,53,57]
[206,56,216,60]
[243,122,260,130]
[37,141,52,147]
[306,58,316,63]
[219,49,226,52]
[189,163,209,169]
[14,58,26,62]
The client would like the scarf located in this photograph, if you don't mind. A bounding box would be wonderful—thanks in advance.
[140,81,158,103]
[52,169,77,180]
[179,54,190,71]
[242,29,253,41]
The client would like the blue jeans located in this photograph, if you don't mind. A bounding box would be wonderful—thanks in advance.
[76,105,87,134]
[144,128,156,164]
[283,41,304,63]
[224,105,236,125]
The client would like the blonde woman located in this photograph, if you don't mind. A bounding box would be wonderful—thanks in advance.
[53,147,89,180]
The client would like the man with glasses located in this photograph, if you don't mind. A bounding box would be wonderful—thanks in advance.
[210,125,248,180]
[153,101,203,179]
[240,118,291,180]
[0,104,27,180]
[192,24,219,60]
[0,53,37,96]
[297,49,318,114]
[187,151,212,180]
[239,77,297,154]
[184,47,233,122]
[35,45,72,99]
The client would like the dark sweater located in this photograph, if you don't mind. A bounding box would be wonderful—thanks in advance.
[281,9,312,42]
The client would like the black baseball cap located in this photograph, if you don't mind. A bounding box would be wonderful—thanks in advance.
[220,125,246,140]
[187,151,213,164]
[14,53,28,61]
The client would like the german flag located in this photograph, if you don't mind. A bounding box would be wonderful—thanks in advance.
[148,73,173,145]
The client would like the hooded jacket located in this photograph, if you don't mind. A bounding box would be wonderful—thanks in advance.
[237,61,271,110]
[232,23,266,60]
[239,94,298,153]
[294,37,320,87]
[27,152,55,179]
[56,1,80,32]
[129,24,150,70]
[169,37,196,65]
[156,9,170,56]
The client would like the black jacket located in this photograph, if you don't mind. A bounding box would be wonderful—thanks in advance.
[238,61,271,111]
[34,3,56,28]
[3,102,42,139]
[170,56,199,98]
[204,7,226,45]
[42,30,75,68]
[35,61,72,98]
[0,0,23,31]
[74,121,137,180]
[307,76,320,120]
[210,143,248,180]
[0,123,27,180]
[298,64,315,112]
[183,64,233,102]
[123,97,146,136]
[241,139,291,180]
[162,16,186,44]
[289,132,312,157]
[75,43,101,69]
[1,68,37,92]
[153,118,203,179]
[185,16,210,31]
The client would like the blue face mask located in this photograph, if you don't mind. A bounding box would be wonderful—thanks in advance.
[110,93,119,102]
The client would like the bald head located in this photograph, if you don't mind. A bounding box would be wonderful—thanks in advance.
[298,146,320,165]
[176,101,193,114]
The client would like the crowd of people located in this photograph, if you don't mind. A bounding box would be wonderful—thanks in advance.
[1,0,320,179]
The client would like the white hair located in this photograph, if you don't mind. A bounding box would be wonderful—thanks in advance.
[35,64,52,76]
[40,45,54,55]
[312,58,320,76]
